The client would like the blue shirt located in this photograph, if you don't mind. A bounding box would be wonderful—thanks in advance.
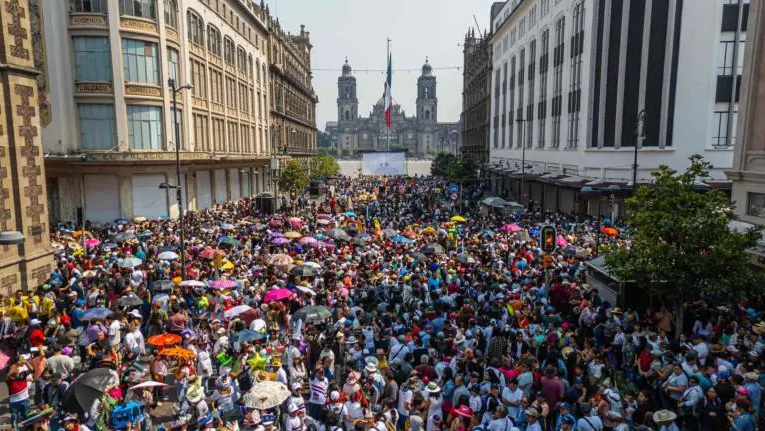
[745,382,762,413]
[733,412,755,431]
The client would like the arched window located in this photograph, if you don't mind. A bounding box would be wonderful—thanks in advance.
[256,59,261,82]
[163,0,177,28]
[120,0,156,19]
[344,110,350,121]
[237,46,247,71]
[207,25,221,56]
[187,10,204,46]
[71,0,108,13]
[425,110,430,120]
[248,55,253,79]
[224,37,235,65]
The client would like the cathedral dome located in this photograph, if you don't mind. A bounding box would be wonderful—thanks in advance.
[342,58,352,76]
[421,58,432,76]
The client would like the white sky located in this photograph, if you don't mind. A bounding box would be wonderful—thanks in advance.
[271,0,497,130]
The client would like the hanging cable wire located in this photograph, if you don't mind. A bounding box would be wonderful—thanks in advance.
[311,66,462,73]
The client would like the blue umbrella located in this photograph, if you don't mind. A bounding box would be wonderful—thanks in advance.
[391,235,414,244]
[118,257,142,268]
[137,231,153,239]
[115,218,129,225]
[345,211,356,217]
[529,228,541,236]
[81,307,112,321]
[232,329,265,343]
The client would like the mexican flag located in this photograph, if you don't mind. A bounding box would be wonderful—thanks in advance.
[384,53,392,129]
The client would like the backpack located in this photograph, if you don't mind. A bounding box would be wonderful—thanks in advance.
[236,365,254,393]
[323,405,341,426]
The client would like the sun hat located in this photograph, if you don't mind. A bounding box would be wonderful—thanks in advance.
[653,410,677,423]
[365,362,378,373]
[426,381,441,393]
[525,408,540,417]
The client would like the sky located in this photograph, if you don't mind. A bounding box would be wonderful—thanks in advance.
[272,0,497,130]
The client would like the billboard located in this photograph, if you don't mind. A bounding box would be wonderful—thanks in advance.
[361,152,406,176]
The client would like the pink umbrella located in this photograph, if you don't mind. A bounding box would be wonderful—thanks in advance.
[299,236,317,245]
[271,237,290,245]
[289,217,303,228]
[317,214,332,220]
[556,235,568,247]
[211,279,237,290]
[85,238,101,248]
[269,219,282,228]
[312,241,335,248]
[264,288,293,303]
[127,380,170,391]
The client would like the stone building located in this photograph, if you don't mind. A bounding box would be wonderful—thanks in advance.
[267,19,318,167]
[0,0,55,295]
[329,59,460,157]
[40,0,292,223]
[460,27,492,163]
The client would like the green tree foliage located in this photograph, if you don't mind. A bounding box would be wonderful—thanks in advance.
[310,155,341,179]
[317,131,332,148]
[431,153,478,181]
[279,159,309,192]
[604,155,764,334]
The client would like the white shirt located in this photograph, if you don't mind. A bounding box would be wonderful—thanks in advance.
[502,387,524,418]
[397,387,413,416]
[309,376,329,405]
[108,320,121,346]
[577,415,604,431]
[197,350,213,377]
[341,400,363,430]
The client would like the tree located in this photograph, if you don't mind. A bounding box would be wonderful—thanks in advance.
[317,131,332,148]
[431,153,458,178]
[278,159,309,193]
[310,154,341,179]
[604,155,764,336]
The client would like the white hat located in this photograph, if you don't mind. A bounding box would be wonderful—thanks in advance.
[29,319,41,326]
[128,309,143,319]
[365,362,378,373]
[330,390,340,401]
[291,382,302,391]
[288,403,300,413]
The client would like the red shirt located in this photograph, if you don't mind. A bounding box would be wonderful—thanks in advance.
[29,328,45,347]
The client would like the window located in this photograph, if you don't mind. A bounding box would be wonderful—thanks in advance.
[747,193,765,219]
[228,121,238,152]
[70,0,108,13]
[567,2,584,149]
[256,59,261,82]
[212,117,225,151]
[169,108,183,150]
[539,29,549,148]
[190,59,207,98]
[210,69,223,103]
[122,39,159,84]
[224,37,235,65]
[194,114,209,151]
[711,110,737,147]
[237,46,247,71]
[73,37,112,81]
[78,104,116,150]
[551,17,565,149]
[187,10,204,46]
[493,69,500,148]
[167,48,179,85]
[502,62,508,149]
[517,49,525,148]
[541,0,550,16]
[509,56,515,148]
[527,39,536,149]
[718,40,745,76]
[120,0,156,19]
[226,77,237,109]
[126,105,163,150]
[164,0,177,28]
[207,25,221,56]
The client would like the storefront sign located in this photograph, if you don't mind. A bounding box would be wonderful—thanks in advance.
[120,17,158,33]
[89,152,213,162]
[69,14,107,28]
[125,84,161,98]
[76,83,113,94]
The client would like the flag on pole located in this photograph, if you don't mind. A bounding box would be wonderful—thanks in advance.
[384,53,393,129]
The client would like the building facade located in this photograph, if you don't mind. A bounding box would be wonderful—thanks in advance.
[41,0,286,224]
[0,0,55,295]
[329,59,460,157]
[460,27,492,163]
[267,19,318,165]
[728,0,765,227]
[486,0,746,214]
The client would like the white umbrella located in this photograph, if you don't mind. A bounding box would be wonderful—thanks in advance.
[303,261,321,270]
[127,380,169,391]
[296,285,316,296]
[221,223,235,230]
[180,280,206,287]
[224,304,253,320]
[157,251,179,260]
[241,381,291,409]
[250,319,267,332]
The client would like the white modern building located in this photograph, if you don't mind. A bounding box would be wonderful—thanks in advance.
[487,0,748,214]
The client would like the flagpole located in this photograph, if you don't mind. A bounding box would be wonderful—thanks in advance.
[386,38,391,152]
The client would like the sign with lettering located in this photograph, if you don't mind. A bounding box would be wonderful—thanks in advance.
[88,152,213,162]
[76,83,113,94]
[69,14,107,28]
[125,84,161,98]
[120,17,158,33]
[165,27,179,41]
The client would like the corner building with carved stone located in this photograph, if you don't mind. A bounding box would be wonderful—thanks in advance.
[37,0,311,224]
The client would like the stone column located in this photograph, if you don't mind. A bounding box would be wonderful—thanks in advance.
[0,0,54,294]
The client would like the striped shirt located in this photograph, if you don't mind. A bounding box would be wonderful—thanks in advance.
[309,377,329,405]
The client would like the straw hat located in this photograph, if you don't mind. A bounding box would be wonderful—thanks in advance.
[426,381,441,393]
[753,322,765,335]
[653,410,677,423]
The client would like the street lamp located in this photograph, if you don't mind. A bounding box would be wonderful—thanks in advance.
[167,79,192,280]
[581,184,621,256]
[0,230,24,245]
[516,114,526,205]
[633,110,646,191]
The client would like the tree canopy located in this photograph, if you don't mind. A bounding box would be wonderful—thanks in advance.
[310,155,341,180]
[604,155,763,331]
[431,153,478,181]
[278,159,309,192]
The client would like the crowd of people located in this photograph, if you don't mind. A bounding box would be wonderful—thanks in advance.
[1,176,764,431]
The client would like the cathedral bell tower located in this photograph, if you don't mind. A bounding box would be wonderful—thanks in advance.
[337,58,358,124]
[416,58,437,123]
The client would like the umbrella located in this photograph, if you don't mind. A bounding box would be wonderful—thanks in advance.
[231,329,265,343]
[118,257,142,268]
[317,214,332,219]
[127,381,169,391]
[381,228,398,237]
[81,307,112,321]
[218,237,241,247]
[288,217,303,228]
[390,235,414,244]
[63,367,119,415]
[290,264,318,277]
[85,238,101,248]
[601,226,619,236]
[115,218,130,225]
[157,251,179,260]
[115,295,143,308]
[157,346,196,360]
[299,236,317,245]
[283,231,302,239]
[211,259,234,271]
[221,223,235,230]
[501,224,523,233]
[224,304,254,320]
[268,219,283,228]
[264,288,293,303]
[562,245,577,257]
[302,261,321,269]
[269,254,294,266]
[345,211,357,217]
[150,279,174,292]
[556,235,569,247]
[211,279,237,290]
[350,237,366,247]
[180,280,206,287]
[450,215,467,223]
[137,231,153,239]
[327,229,350,240]
[147,333,183,348]
[291,305,332,325]
[312,241,335,248]
[158,245,177,252]
[241,381,291,410]
[316,219,331,226]
[457,254,477,264]
[113,232,135,242]
[529,228,541,236]
[411,252,429,263]
[296,285,316,296]
[82,270,98,278]
[421,243,446,255]
[199,248,225,259]
[271,237,291,245]
[102,241,118,249]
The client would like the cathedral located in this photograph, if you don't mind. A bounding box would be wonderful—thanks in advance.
[326,58,460,156]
